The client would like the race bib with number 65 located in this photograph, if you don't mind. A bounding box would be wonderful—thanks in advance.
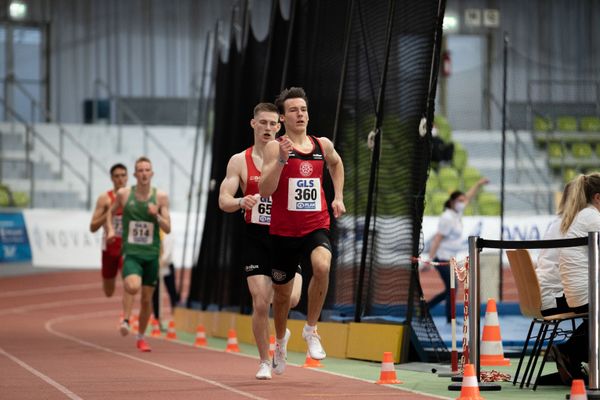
[251,196,272,225]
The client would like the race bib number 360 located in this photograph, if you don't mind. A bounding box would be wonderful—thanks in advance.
[128,221,154,245]
[287,178,321,211]
[251,196,272,225]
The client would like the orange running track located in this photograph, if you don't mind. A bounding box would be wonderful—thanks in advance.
[0,270,442,400]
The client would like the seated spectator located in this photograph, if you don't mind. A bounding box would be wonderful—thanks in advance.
[536,181,573,316]
[551,173,600,384]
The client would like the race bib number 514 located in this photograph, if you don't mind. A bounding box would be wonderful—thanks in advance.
[128,221,154,245]
[287,178,321,211]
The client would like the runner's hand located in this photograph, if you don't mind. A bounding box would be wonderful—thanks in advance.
[148,202,159,216]
[331,199,346,218]
[240,194,259,210]
[278,136,293,162]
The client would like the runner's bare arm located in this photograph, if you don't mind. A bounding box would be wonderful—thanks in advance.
[106,187,128,241]
[259,139,289,197]
[155,191,171,234]
[89,193,109,232]
[321,137,346,218]
[218,153,257,212]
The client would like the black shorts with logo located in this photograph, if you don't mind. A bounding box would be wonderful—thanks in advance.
[243,223,303,279]
[243,223,271,278]
[270,228,331,285]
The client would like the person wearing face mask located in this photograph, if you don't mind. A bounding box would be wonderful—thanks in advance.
[426,177,489,323]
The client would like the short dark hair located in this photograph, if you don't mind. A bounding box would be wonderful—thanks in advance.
[110,163,127,175]
[444,190,464,209]
[253,102,278,116]
[275,87,308,114]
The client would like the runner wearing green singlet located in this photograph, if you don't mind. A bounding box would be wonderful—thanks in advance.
[106,156,171,352]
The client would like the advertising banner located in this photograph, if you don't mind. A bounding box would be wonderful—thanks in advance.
[0,211,32,263]
[22,209,202,269]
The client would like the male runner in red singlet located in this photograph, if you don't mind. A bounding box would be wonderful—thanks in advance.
[260,87,346,375]
[219,102,303,380]
[89,163,135,335]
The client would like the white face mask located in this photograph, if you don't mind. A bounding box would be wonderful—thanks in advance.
[454,201,466,213]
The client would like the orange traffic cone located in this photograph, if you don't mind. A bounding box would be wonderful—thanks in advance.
[131,315,139,335]
[150,317,161,337]
[456,364,484,400]
[302,351,324,368]
[166,320,177,340]
[268,335,275,358]
[225,328,240,352]
[570,379,588,400]
[480,298,510,366]
[375,352,402,384]
[194,324,207,347]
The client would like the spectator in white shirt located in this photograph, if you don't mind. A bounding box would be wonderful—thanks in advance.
[536,180,573,316]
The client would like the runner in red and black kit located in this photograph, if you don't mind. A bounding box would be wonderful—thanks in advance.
[89,163,135,335]
[102,190,123,279]
[260,87,345,376]
[219,102,303,380]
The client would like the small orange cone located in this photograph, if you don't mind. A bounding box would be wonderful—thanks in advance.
[268,335,275,358]
[194,324,207,347]
[480,298,510,366]
[375,352,402,384]
[570,379,588,400]
[150,317,161,337]
[302,351,324,368]
[166,320,177,340]
[131,315,139,335]
[225,328,240,352]
[456,364,484,400]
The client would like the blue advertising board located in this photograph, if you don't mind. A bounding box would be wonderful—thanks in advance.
[0,212,32,262]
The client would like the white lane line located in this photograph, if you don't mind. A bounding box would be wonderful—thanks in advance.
[0,346,84,400]
[0,297,119,316]
[45,312,267,400]
[0,282,101,298]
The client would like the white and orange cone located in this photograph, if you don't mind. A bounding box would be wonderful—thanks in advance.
[268,334,275,358]
[150,317,161,338]
[166,320,177,340]
[570,379,588,400]
[480,298,510,366]
[456,364,484,400]
[375,352,402,384]
[131,315,139,335]
[194,324,207,347]
[302,351,324,368]
[225,328,240,352]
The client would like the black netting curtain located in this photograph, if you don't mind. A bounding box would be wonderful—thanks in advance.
[190,0,447,361]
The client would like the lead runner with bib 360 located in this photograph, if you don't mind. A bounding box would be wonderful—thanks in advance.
[260,87,346,376]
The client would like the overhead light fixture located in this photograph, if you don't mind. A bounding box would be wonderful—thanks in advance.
[443,15,459,33]
[9,0,28,21]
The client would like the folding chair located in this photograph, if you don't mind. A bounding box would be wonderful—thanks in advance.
[506,249,586,390]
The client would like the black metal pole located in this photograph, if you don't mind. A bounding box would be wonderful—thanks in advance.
[499,32,508,301]
[332,0,355,144]
[279,0,297,91]
[178,33,211,298]
[354,0,397,323]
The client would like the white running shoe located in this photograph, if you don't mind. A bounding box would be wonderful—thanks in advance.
[255,361,272,380]
[302,328,326,360]
[119,320,130,337]
[272,328,290,375]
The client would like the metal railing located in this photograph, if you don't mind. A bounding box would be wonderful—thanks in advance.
[93,79,192,199]
[0,98,99,208]
[484,89,555,214]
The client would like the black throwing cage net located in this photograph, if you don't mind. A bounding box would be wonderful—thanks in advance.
[188,0,448,362]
